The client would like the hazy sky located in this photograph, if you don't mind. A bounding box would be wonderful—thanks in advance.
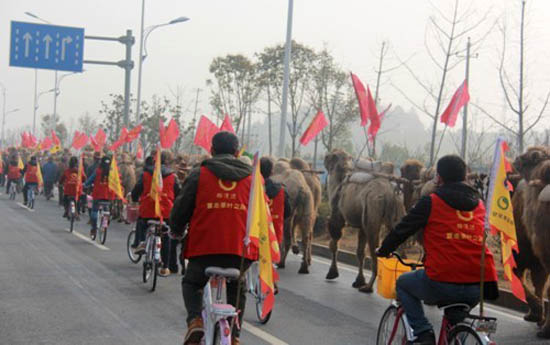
[2,0,550,137]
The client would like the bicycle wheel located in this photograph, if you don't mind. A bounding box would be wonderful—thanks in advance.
[99,224,108,244]
[70,213,75,233]
[150,260,158,292]
[142,240,153,283]
[213,320,230,345]
[447,325,484,345]
[127,230,142,263]
[254,274,272,324]
[376,305,407,345]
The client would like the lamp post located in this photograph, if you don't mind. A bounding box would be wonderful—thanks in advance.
[135,3,189,125]
[33,88,55,133]
[277,0,294,158]
[2,106,20,149]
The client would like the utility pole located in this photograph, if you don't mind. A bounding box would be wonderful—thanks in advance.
[192,88,201,124]
[461,37,475,160]
[52,71,58,131]
[1,86,5,149]
[135,0,146,125]
[33,70,37,136]
[277,0,294,158]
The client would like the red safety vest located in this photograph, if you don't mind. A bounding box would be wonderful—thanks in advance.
[269,188,285,244]
[185,167,256,260]
[24,164,39,183]
[424,194,497,283]
[7,165,21,179]
[92,168,114,200]
[139,170,176,219]
[63,168,86,197]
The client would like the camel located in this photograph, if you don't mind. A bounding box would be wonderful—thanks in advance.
[399,159,424,210]
[324,149,405,292]
[289,157,322,211]
[271,159,315,274]
[513,146,550,338]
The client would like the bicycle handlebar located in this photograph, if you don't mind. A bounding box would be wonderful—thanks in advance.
[391,252,424,270]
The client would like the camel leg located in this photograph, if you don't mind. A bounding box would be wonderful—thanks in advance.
[352,230,367,288]
[278,219,292,269]
[524,269,546,323]
[359,218,381,294]
[326,213,344,280]
[537,281,550,338]
[298,214,313,274]
[290,216,299,255]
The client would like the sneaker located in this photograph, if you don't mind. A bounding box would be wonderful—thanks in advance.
[133,242,146,255]
[159,268,171,277]
[407,330,436,345]
[232,337,240,345]
[90,229,97,237]
[183,317,204,345]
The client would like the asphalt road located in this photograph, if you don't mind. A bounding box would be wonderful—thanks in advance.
[0,192,548,345]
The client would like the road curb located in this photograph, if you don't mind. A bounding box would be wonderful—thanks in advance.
[311,243,528,314]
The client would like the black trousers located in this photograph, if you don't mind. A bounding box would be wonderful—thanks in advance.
[182,255,251,337]
[135,218,178,272]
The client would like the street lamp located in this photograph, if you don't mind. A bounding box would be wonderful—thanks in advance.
[33,88,55,133]
[52,71,82,130]
[135,1,189,126]
[277,0,294,158]
[2,107,20,149]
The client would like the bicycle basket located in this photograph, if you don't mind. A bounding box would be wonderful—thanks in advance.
[126,205,139,223]
[377,257,413,299]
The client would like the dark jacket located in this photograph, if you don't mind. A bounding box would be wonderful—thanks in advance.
[265,178,291,221]
[131,164,181,202]
[170,154,252,235]
[41,161,58,183]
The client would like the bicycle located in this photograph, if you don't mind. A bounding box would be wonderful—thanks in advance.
[27,185,37,210]
[142,220,169,292]
[9,181,17,200]
[201,266,241,345]
[67,196,77,233]
[376,252,497,345]
[91,201,110,244]
[246,261,272,324]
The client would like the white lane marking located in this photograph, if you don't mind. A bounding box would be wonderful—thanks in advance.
[311,254,524,321]
[17,202,35,212]
[242,322,289,345]
[69,229,110,251]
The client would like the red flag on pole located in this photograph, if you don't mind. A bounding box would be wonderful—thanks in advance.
[136,142,144,160]
[350,73,370,127]
[440,80,470,128]
[29,133,38,148]
[366,86,381,142]
[126,125,142,143]
[194,115,219,152]
[51,130,60,146]
[109,128,129,151]
[160,118,180,149]
[93,129,107,152]
[71,131,89,150]
[220,114,236,134]
[40,137,53,150]
[300,110,328,146]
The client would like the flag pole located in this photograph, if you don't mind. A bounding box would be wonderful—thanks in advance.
[479,227,487,317]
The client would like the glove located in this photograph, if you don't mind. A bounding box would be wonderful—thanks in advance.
[375,246,391,258]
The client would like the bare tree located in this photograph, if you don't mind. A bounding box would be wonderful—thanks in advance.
[393,0,491,166]
[479,0,549,153]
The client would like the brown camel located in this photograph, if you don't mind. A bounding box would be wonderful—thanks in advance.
[400,159,424,210]
[324,150,405,292]
[289,157,322,210]
[271,159,315,274]
[514,146,550,338]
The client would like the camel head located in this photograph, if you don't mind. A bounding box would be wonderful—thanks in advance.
[400,159,424,210]
[324,150,352,172]
[514,146,550,182]
[273,159,291,176]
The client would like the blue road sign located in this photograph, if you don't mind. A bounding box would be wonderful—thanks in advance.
[9,21,84,72]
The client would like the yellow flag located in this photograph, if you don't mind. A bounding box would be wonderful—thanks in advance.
[50,145,61,154]
[486,138,525,302]
[150,148,163,219]
[245,153,281,319]
[36,164,43,187]
[17,156,24,170]
[108,155,126,202]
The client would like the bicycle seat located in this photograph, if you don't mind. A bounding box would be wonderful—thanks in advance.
[436,303,472,312]
[205,267,241,280]
[147,220,162,226]
[98,201,111,207]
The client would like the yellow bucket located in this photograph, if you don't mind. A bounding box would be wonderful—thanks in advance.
[376,257,414,299]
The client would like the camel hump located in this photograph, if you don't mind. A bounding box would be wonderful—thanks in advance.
[348,172,375,184]
[289,157,310,171]
[354,159,382,172]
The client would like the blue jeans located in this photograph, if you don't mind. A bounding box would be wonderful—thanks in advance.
[396,269,480,336]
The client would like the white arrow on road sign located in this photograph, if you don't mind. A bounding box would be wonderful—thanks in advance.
[23,32,32,58]
[61,36,73,61]
[43,35,52,59]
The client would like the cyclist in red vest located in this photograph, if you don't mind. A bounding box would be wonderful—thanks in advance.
[22,156,40,206]
[376,155,498,345]
[5,154,21,195]
[60,156,87,218]
[170,131,255,345]
[131,150,181,276]
[84,156,115,238]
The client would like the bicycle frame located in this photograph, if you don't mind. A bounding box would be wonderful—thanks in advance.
[145,224,163,264]
[96,203,110,230]
[202,275,238,345]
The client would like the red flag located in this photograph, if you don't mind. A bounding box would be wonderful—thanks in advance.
[366,86,381,142]
[440,80,470,128]
[220,114,236,134]
[29,133,38,148]
[193,115,219,152]
[21,132,30,148]
[40,137,53,150]
[51,130,61,146]
[126,125,142,143]
[351,73,370,127]
[71,131,89,150]
[109,128,129,151]
[300,110,328,146]
[160,118,180,149]
[136,142,144,160]
[93,129,107,152]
